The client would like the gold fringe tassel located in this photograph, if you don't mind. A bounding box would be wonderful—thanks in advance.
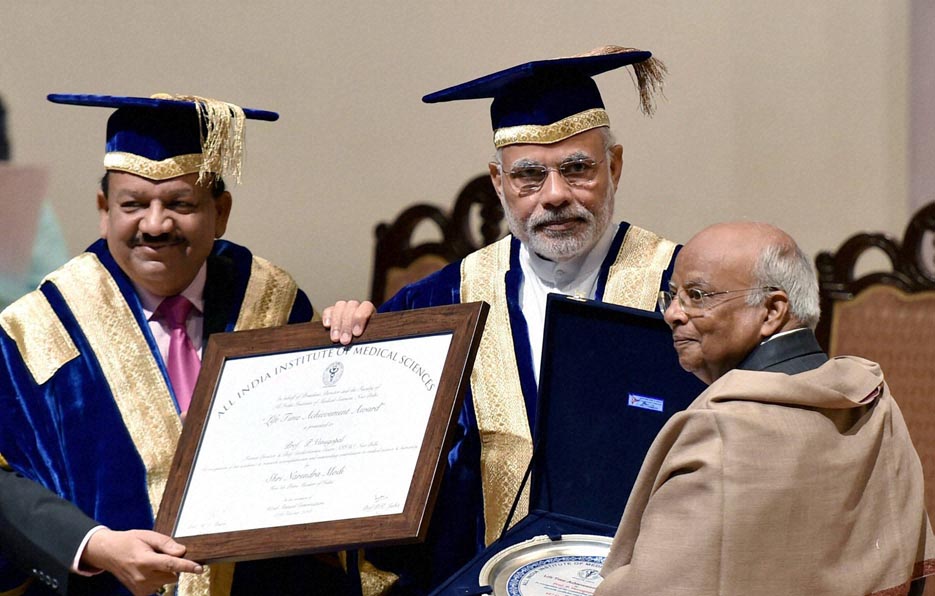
[568,45,667,116]
[149,94,246,184]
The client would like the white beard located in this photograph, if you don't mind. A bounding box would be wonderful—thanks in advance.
[504,185,614,261]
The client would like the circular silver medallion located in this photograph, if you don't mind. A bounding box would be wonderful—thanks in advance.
[478,534,610,595]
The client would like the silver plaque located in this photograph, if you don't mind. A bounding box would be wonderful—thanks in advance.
[478,534,611,595]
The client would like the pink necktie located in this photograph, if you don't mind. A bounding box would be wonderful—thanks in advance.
[156,295,201,413]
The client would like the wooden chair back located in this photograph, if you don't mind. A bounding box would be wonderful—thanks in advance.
[815,203,935,527]
[370,175,505,305]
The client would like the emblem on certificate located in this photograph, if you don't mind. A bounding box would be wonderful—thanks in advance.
[155,302,488,562]
[478,534,611,595]
[321,361,343,386]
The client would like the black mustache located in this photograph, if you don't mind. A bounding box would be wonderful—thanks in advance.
[130,234,185,247]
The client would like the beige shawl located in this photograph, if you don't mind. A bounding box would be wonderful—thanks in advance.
[598,356,935,596]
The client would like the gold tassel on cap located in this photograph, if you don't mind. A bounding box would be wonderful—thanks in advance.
[568,45,667,116]
[150,93,246,184]
[493,45,667,148]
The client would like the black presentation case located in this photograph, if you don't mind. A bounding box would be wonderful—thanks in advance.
[429,294,706,595]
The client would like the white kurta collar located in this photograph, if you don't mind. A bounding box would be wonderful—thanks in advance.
[519,223,618,384]
[520,223,617,295]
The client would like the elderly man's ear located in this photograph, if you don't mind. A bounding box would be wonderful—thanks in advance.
[760,291,791,338]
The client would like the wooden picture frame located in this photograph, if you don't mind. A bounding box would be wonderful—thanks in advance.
[154,302,488,563]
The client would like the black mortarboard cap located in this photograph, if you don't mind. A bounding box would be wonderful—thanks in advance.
[423,45,665,148]
[47,94,278,182]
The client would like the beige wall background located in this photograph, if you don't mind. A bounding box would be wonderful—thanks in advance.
[0,1,911,307]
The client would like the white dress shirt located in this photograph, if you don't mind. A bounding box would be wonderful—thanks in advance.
[519,223,618,384]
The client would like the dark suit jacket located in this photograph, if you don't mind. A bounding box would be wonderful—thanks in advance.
[0,468,96,594]
[736,328,828,375]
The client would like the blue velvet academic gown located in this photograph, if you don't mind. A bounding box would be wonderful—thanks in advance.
[0,239,354,595]
[370,223,678,595]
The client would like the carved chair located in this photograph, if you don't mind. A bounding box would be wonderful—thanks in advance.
[815,203,935,527]
[370,175,506,306]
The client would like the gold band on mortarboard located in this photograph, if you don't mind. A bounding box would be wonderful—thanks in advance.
[493,108,610,149]
[104,94,246,184]
[104,152,205,181]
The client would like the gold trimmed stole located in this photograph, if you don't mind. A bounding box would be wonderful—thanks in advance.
[234,256,299,331]
[461,237,531,546]
[603,225,677,308]
[460,225,675,546]
[44,254,234,595]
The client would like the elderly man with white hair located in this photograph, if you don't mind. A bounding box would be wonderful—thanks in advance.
[597,221,935,596]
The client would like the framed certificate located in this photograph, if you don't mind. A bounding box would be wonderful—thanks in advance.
[154,302,488,562]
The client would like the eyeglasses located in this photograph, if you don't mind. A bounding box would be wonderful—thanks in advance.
[657,286,780,314]
[498,158,604,195]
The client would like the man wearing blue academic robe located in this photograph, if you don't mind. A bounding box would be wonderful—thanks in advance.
[0,93,354,596]
[0,238,330,595]
[368,221,676,592]
[326,45,676,595]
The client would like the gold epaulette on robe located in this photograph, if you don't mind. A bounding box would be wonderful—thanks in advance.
[0,289,79,385]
